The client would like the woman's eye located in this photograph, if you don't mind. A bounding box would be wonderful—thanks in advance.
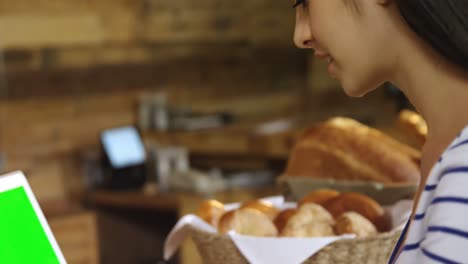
[293,0,307,8]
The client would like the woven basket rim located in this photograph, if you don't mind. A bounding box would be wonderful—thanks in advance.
[190,227,402,264]
[190,226,401,244]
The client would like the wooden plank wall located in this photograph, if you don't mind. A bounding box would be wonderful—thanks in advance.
[0,0,295,47]
[0,0,304,98]
[4,47,306,98]
[0,0,308,204]
[0,92,139,201]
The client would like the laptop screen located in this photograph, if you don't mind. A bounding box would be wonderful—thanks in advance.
[101,126,146,169]
[0,186,61,263]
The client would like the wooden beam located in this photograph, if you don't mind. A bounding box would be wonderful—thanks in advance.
[0,14,104,49]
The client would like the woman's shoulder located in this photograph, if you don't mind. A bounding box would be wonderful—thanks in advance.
[410,126,468,263]
[445,126,468,152]
[436,126,468,170]
[423,125,468,211]
[394,126,468,264]
[423,125,468,206]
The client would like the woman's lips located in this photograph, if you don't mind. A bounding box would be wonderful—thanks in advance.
[315,52,335,76]
[327,60,335,76]
[314,52,334,64]
[314,52,329,60]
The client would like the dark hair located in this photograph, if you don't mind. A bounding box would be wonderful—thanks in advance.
[396,0,468,70]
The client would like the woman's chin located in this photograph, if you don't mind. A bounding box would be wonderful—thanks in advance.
[341,78,377,98]
[341,83,367,98]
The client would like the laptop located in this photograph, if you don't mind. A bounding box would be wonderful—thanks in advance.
[0,171,66,263]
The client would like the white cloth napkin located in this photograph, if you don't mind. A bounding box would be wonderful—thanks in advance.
[229,232,354,264]
[163,215,216,260]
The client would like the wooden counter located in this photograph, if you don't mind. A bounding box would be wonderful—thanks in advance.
[88,185,280,215]
[88,190,180,212]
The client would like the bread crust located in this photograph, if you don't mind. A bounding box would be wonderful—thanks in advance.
[274,208,297,233]
[240,200,280,220]
[280,203,335,237]
[196,199,225,227]
[285,117,420,183]
[324,192,389,232]
[334,212,378,238]
[299,189,341,207]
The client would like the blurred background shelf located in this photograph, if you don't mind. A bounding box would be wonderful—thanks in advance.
[143,125,298,159]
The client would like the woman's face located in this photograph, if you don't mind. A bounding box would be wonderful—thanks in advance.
[294,0,394,97]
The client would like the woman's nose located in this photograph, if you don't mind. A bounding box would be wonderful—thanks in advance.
[293,10,313,49]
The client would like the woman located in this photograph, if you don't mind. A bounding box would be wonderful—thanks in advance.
[293,0,468,263]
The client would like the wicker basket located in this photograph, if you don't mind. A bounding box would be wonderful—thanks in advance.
[191,227,401,264]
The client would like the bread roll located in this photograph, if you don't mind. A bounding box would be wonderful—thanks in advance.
[299,189,340,207]
[397,110,427,147]
[280,203,335,237]
[324,193,389,232]
[196,200,225,227]
[284,117,420,183]
[273,208,297,233]
[241,200,279,220]
[281,220,335,238]
[218,208,278,237]
[334,212,378,238]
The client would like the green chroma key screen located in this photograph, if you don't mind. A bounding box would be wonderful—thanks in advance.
[0,186,60,263]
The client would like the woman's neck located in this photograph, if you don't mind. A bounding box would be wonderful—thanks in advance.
[390,32,468,180]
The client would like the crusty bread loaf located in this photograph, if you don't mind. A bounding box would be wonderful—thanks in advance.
[284,117,420,184]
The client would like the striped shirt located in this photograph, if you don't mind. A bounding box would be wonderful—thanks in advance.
[390,126,468,264]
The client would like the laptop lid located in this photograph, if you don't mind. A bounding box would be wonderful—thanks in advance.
[0,171,66,264]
